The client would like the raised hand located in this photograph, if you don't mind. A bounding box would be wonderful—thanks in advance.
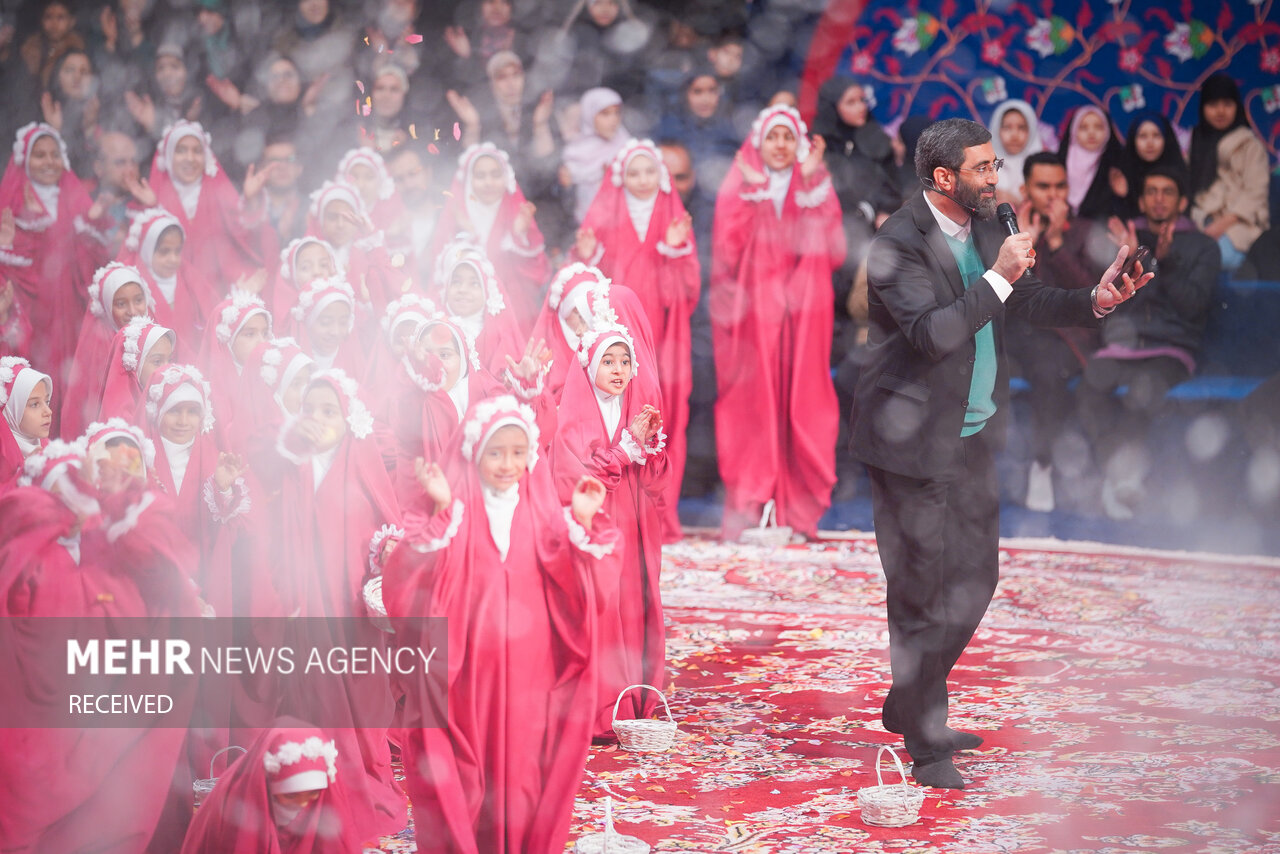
[575,226,597,260]
[0,279,15,318]
[301,72,330,117]
[506,337,550,382]
[734,151,765,185]
[446,89,480,129]
[242,162,270,201]
[214,452,246,492]
[206,75,242,111]
[514,201,536,238]
[532,90,555,127]
[1095,244,1155,310]
[664,214,692,248]
[414,457,452,512]
[40,92,63,130]
[992,231,1037,283]
[801,134,827,179]
[125,90,157,132]
[443,25,471,58]
[571,475,607,528]
[124,174,157,206]
[1,208,17,248]
[234,268,269,295]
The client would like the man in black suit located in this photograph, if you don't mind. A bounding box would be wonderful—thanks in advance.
[850,118,1151,789]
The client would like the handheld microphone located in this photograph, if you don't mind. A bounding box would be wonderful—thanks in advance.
[996,203,1019,237]
[920,177,978,214]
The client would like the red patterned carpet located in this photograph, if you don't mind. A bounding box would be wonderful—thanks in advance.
[560,534,1280,854]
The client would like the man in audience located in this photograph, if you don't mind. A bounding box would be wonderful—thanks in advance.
[86,130,145,253]
[242,132,306,246]
[1076,165,1221,519]
[386,142,440,278]
[1008,151,1115,511]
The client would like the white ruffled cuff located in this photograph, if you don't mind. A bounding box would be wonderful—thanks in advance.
[368,523,404,576]
[105,492,157,543]
[796,176,833,209]
[202,476,250,524]
[657,240,692,259]
[500,231,546,258]
[502,361,550,400]
[563,506,615,559]
[409,499,465,554]
[619,430,647,465]
[581,243,605,266]
[354,231,385,251]
[74,215,109,245]
[644,427,668,457]
[0,247,33,267]
[275,423,309,465]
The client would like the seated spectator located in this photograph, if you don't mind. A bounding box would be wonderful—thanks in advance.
[1189,73,1270,272]
[19,0,84,88]
[1238,224,1280,280]
[273,0,358,86]
[443,0,532,91]
[1114,111,1186,220]
[1008,152,1115,511]
[242,131,306,246]
[1058,105,1124,221]
[988,99,1043,207]
[1076,166,1220,519]
[85,130,151,254]
[641,14,707,116]
[554,0,652,99]
[124,44,204,145]
[385,143,441,277]
[652,66,740,192]
[42,48,99,177]
[363,63,411,152]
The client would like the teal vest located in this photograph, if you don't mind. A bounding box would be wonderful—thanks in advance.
[943,232,997,437]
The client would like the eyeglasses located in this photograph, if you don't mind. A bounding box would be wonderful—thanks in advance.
[955,158,1004,175]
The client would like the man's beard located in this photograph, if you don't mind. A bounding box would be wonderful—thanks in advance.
[955,180,998,220]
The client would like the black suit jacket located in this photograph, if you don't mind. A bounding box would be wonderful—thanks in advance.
[851,191,1098,480]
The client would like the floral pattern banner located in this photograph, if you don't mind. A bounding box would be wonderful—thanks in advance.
[805,0,1280,160]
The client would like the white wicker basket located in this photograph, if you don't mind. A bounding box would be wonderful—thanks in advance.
[857,746,926,827]
[573,796,651,854]
[611,684,677,753]
[740,500,792,548]
[363,575,393,633]
[192,745,246,810]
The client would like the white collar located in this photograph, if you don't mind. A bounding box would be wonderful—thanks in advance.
[161,436,195,494]
[311,443,339,492]
[924,191,972,241]
[594,384,622,439]
[481,482,520,561]
[624,189,656,241]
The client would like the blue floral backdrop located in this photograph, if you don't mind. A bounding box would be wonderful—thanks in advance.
[801,0,1280,163]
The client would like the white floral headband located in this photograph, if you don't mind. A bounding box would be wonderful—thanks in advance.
[292,276,355,326]
[120,317,171,373]
[414,315,483,374]
[84,416,157,473]
[214,290,271,345]
[279,237,343,284]
[457,142,517,194]
[338,147,395,201]
[0,356,32,407]
[145,364,214,434]
[88,263,151,319]
[610,138,671,194]
[578,323,638,374]
[262,736,338,782]
[309,368,374,440]
[258,337,306,388]
[22,437,86,489]
[13,121,69,170]
[750,105,811,161]
[124,207,182,253]
[157,121,218,178]
[460,395,540,471]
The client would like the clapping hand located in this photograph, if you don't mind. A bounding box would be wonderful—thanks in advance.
[575,226,598,260]
[734,152,766,185]
[414,457,452,513]
[505,337,551,383]
[213,452,246,492]
[800,134,827,179]
[571,475,607,528]
[664,214,692,248]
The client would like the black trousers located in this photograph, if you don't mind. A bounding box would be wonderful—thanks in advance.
[867,433,1000,766]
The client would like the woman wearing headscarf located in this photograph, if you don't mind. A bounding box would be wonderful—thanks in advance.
[0,122,112,390]
[1188,73,1270,271]
[94,316,176,427]
[304,179,400,318]
[115,206,220,342]
[430,236,527,374]
[197,290,273,441]
[813,76,900,229]
[1114,111,1187,221]
[383,394,618,854]
[430,143,550,329]
[572,138,697,542]
[988,99,1044,206]
[711,104,845,541]
[0,356,53,493]
[1056,104,1124,221]
[561,87,630,223]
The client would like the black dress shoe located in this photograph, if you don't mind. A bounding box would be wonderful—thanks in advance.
[948,729,984,751]
[911,757,965,789]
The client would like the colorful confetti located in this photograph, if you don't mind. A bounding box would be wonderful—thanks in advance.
[453,122,461,141]
[409,124,417,139]
[406,34,423,44]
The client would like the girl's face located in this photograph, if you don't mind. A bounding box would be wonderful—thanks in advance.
[1074,112,1108,153]
[593,104,622,140]
[159,400,203,444]
[623,154,660,201]
[346,162,380,207]
[111,282,150,329]
[155,55,188,99]
[593,342,632,396]
[761,124,798,171]
[57,52,93,100]
[480,0,511,27]
[1203,99,1237,132]
[309,300,351,356]
[281,363,312,415]
[172,135,206,184]
[28,136,65,187]
[686,75,719,119]
[1133,121,1165,164]
[321,201,359,247]
[423,326,463,389]
[587,0,620,28]
[837,85,869,128]
[232,314,270,365]
[446,264,486,317]
[470,156,506,205]
[478,424,529,490]
[302,384,346,452]
[298,0,329,26]
[19,380,53,440]
[294,242,335,285]
[151,227,184,278]
[999,109,1030,156]
[139,335,173,388]
[42,3,74,41]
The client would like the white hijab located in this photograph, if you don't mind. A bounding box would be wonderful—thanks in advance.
[989,100,1043,199]
[157,382,203,494]
[3,367,51,459]
[478,416,526,561]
